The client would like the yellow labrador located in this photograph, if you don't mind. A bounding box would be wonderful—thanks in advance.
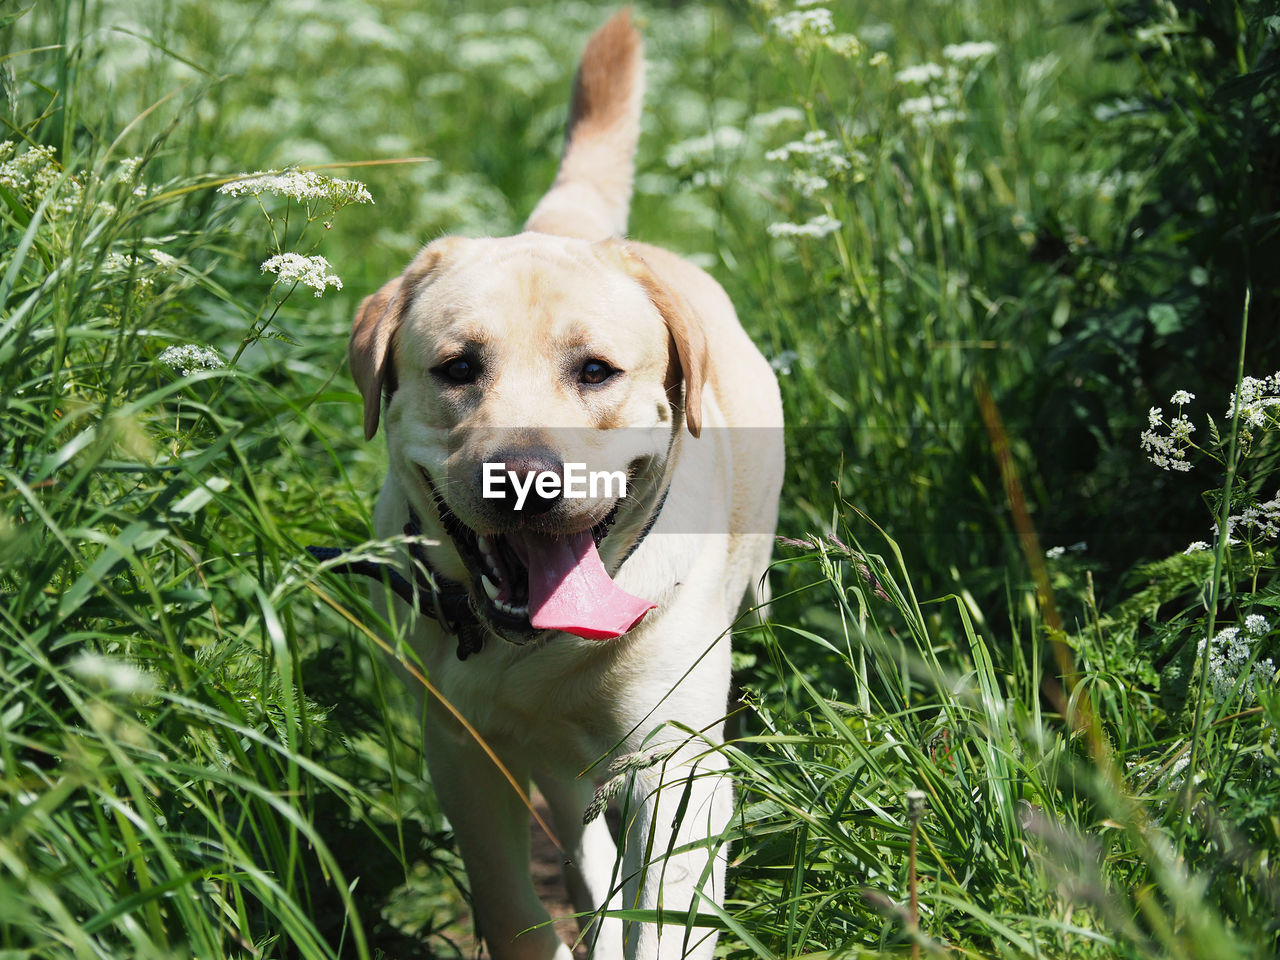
[347,11,783,960]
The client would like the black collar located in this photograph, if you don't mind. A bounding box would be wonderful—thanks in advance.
[308,486,669,661]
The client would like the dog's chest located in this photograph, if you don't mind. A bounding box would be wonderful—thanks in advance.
[425,630,636,759]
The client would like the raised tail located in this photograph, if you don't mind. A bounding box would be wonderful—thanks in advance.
[524,8,644,240]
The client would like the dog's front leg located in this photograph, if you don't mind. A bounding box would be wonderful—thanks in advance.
[536,773,626,960]
[425,716,572,960]
[619,746,731,960]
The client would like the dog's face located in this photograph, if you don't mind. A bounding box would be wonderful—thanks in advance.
[351,233,706,643]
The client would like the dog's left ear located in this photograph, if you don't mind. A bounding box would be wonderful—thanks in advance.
[349,239,460,439]
[613,247,709,438]
[350,276,404,440]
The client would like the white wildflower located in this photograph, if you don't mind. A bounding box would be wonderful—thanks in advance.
[769,349,799,375]
[1224,493,1280,542]
[102,252,155,291]
[767,213,842,239]
[765,130,854,175]
[219,169,373,207]
[158,344,225,376]
[115,156,144,181]
[70,653,156,695]
[769,8,835,42]
[789,170,829,197]
[899,94,951,116]
[749,106,805,131]
[1245,614,1271,636]
[1171,390,1195,405]
[1046,546,1066,559]
[1198,623,1274,705]
[823,34,862,58]
[0,143,105,217]
[664,127,745,170]
[1141,406,1194,472]
[1226,373,1280,440]
[261,253,343,296]
[1184,541,1210,554]
[894,62,944,85]
[0,143,58,193]
[1256,658,1277,688]
[114,156,148,197]
[103,252,140,272]
[1169,413,1194,442]
[943,41,998,63]
[149,249,179,271]
[898,95,966,127]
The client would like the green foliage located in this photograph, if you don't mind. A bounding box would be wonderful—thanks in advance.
[2,0,1278,957]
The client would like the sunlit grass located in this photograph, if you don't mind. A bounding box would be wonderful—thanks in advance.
[2,0,1278,957]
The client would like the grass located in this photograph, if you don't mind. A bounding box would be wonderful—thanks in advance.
[2,0,1279,957]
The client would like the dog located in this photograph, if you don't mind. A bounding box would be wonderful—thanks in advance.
[347,10,783,960]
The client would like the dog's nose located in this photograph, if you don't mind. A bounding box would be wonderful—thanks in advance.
[483,447,564,516]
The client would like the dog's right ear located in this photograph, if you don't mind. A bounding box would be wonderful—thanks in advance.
[349,239,459,439]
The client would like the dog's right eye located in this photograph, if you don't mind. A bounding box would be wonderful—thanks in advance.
[435,358,478,384]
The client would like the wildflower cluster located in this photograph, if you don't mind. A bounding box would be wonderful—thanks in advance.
[1197,617,1276,706]
[158,344,226,377]
[1140,390,1196,472]
[218,169,373,209]
[769,7,833,42]
[899,95,965,126]
[895,63,944,85]
[261,253,343,296]
[892,40,997,129]
[0,143,157,221]
[1225,494,1280,543]
[764,129,861,242]
[1141,374,1280,478]
[767,214,842,239]
[1228,372,1280,443]
[93,252,159,299]
[942,41,998,63]
[69,652,157,696]
[765,129,855,175]
[113,155,148,198]
[664,127,747,187]
[765,3,861,57]
[0,142,101,218]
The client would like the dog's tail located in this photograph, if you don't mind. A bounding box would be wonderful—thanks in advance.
[524,8,644,240]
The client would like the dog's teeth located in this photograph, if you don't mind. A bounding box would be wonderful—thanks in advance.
[482,575,500,602]
[492,596,528,618]
[478,535,491,555]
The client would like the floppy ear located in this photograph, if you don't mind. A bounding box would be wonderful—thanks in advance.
[349,240,458,440]
[350,277,404,440]
[614,249,709,438]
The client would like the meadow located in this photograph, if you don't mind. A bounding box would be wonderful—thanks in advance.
[1,0,1278,957]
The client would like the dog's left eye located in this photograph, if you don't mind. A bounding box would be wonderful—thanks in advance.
[435,358,478,384]
[579,359,616,385]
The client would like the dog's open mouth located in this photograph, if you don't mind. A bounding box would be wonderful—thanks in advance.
[419,468,655,641]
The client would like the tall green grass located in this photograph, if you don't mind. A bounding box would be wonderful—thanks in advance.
[2,0,1278,957]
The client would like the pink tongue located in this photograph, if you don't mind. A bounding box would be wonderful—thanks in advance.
[508,530,655,640]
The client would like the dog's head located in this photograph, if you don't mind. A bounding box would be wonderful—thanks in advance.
[350,233,707,644]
